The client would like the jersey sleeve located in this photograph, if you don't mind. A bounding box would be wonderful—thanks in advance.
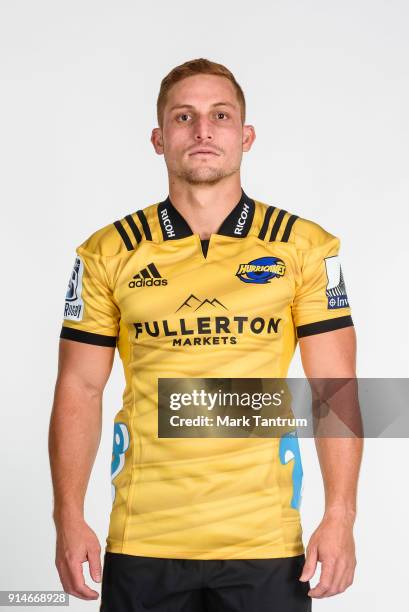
[60,245,120,347]
[292,233,354,338]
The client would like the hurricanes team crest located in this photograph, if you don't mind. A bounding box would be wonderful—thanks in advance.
[236,256,286,284]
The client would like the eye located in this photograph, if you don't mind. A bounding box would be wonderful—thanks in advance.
[216,111,228,119]
[177,113,191,122]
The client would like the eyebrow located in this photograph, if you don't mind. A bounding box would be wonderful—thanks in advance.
[169,101,237,112]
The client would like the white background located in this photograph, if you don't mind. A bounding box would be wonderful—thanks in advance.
[1,0,408,610]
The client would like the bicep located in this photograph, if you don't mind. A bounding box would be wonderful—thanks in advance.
[298,325,357,378]
[57,338,115,395]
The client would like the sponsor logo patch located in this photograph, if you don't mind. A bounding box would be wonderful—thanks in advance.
[324,255,349,309]
[132,293,282,347]
[160,207,175,239]
[234,201,250,235]
[64,255,84,321]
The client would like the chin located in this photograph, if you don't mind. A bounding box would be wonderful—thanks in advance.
[179,166,238,185]
[179,166,227,185]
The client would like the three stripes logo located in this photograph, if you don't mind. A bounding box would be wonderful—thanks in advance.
[129,262,168,288]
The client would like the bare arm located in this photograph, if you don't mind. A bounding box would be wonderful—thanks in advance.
[298,326,363,598]
[48,338,115,600]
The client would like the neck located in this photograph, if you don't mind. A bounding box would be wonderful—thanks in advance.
[167,176,243,240]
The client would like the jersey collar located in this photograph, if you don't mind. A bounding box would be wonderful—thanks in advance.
[157,189,255,241]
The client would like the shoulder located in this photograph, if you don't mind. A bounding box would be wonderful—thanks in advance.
[289,216,339,250]
[254,199,339,249]
[77,202,158,256]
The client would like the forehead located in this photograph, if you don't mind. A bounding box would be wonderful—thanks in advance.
[165,74,239,109]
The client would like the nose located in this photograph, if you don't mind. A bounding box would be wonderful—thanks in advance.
[194,116,213,141]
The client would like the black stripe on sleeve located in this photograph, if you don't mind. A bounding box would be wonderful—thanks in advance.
[114,220,134,251]
[136,210,152,240]
[60,326,117,347]
[296,315,354,338]
[258,206,275,241]
[269,209,287,241]
[125,214,143,244]
[281,214,299,242]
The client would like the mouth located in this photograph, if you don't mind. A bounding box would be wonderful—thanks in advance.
[188,149,220,156]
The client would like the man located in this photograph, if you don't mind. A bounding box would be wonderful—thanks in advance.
[49,58,362,611]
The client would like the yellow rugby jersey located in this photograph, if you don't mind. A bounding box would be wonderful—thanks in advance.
[60,190,353,560]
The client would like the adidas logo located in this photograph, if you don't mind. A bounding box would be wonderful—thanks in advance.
[128,262,168,288]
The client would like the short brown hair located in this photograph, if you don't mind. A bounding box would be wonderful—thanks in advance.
[156,58,246,128]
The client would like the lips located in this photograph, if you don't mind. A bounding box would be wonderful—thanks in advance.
[188,148,219,156]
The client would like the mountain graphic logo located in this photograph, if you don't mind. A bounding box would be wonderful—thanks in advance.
[175,294,228,312]
[129,262,168,288]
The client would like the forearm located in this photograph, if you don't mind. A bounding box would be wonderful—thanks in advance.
[48,379,103,525]
[315,436,363,521]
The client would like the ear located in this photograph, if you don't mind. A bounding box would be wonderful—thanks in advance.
[242,125,256,152]
[151,127,164,154]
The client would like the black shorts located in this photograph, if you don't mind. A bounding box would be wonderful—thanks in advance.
[100,551,312,612]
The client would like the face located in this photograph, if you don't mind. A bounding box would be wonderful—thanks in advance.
[151,74,256,186]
